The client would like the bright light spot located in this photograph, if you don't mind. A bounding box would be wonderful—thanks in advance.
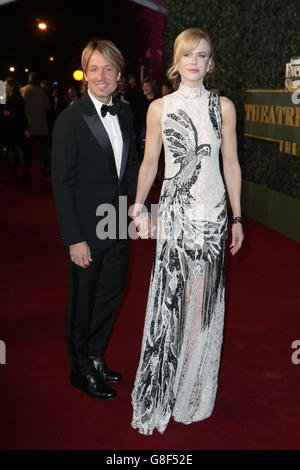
[73,70,84,81]
[49,56,54,62]
[25,68,29,73]
[9,66,15,72]
[38,22,47,30]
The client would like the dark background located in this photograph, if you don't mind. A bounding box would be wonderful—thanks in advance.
[164,0,300,200]
[0,0,165,88]
[1,0,299,199]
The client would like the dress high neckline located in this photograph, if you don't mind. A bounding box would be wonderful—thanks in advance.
[177,82,207,99]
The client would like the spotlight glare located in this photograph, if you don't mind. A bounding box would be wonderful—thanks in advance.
[73,70,84,81]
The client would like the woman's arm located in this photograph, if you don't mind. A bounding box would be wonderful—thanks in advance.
[220,96,244,255]
[131,98,163,217]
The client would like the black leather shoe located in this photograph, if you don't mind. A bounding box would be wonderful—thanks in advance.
[89,357,122,383]
[69,371,117,400]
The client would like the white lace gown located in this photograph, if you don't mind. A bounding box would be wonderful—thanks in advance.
[131,83,228,435]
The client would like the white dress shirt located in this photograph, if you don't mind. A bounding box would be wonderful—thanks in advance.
[88,90,123,177]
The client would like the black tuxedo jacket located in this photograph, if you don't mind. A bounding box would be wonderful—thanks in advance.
[51,91,148,249]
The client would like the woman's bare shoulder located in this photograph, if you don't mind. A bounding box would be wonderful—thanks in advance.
[220,96,235,110]
[219,96,236,120]
[149,97,164,111]
[147,97,164,120]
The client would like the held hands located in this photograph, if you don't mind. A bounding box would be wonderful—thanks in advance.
[133,212,153,239]
[69,241,92,268]
[230,223,244,255]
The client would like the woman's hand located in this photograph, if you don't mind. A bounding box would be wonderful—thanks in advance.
[230,223,244,255]
[134,213,153,239]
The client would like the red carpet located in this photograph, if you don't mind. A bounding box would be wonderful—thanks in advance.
[0,159,300,450]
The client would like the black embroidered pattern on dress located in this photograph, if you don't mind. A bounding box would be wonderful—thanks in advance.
[208,92,222,139]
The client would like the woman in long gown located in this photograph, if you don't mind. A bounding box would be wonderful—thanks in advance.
[131,28,244,435]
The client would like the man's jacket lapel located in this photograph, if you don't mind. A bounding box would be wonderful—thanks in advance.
[116,99,130,182]
[81,92,118,180]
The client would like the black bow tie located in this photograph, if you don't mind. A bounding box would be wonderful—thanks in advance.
[101,103,118,118]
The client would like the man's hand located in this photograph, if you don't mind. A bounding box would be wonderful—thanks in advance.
[69,241,92,268]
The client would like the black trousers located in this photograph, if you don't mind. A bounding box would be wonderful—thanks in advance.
[24,135,50,173]
[66,238,130,375]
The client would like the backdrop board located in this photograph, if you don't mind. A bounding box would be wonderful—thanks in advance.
[244,90,300,157]
[243,90,300,242]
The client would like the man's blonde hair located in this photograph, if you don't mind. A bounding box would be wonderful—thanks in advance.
[167,28,214,82]
[81,39,125,75]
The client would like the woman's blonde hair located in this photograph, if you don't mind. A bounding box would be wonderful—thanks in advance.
[167,28,214,82]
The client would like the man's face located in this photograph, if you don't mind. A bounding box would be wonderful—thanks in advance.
[84,50,120,104]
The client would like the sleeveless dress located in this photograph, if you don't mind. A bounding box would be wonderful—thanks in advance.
[131,82,228,435]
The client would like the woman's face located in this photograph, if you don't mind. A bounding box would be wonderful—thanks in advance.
[177,38,212,87]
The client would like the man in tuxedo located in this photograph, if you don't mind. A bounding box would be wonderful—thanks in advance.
[52,39,149,400]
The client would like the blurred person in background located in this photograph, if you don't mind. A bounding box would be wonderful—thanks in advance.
[161,79,173,96]
[49,84,67,137]
[21,72,51,177]
[152,79,174,187]
[137,76,158,159]
[118,74,130,104]
[126,73,143,136]
[67,86,79,106]
[3,77,29,180]
[40,80,52,99]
